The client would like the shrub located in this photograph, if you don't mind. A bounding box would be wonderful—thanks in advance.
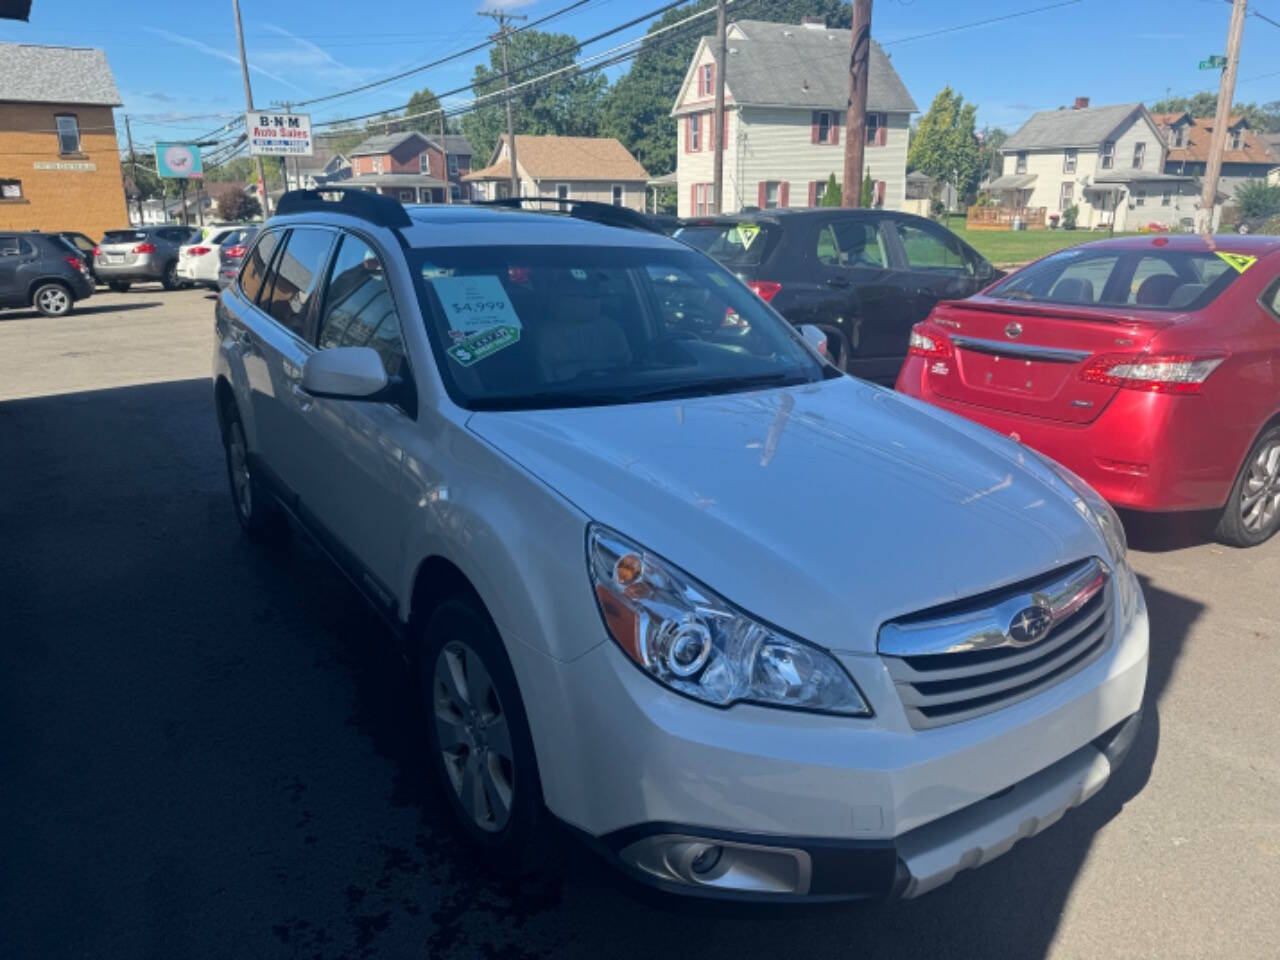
[1235,180,1280,221]
[820,172,842,207]
[1062,204,1079,230]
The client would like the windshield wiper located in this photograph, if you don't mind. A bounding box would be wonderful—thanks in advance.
[628,371,817,402]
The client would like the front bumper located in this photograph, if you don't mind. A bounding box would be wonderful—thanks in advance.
[517,576,1148,901]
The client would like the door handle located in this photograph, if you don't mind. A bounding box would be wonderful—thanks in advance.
[290,382,314,412]
[826,277,851,288]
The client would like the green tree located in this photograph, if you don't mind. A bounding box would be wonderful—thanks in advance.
[908,86,983,202]
[820,172,842,206]
[1235,180,1280,220]
[205,155,282,189]
[861,168,874,207]
[1150,92,1279,132]
[979,126,1008,182]
[211,183,261,221]
[460,30,608,161]
[403,87,443,134]
[601,0,852,176]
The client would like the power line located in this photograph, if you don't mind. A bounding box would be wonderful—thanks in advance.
[880,0,1083,46]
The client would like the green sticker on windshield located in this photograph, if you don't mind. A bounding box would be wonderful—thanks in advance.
[446,324,520,366]
[736,224,761,249]
[1215,251,1257,273]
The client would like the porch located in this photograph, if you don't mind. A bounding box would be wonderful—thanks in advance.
[965,205,1048,230]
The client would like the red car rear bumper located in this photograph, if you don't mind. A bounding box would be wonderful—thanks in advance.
[896,357,1245,513]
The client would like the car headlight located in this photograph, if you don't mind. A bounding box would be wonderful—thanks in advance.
[587,525,871,716]
[1037,455,1139,625]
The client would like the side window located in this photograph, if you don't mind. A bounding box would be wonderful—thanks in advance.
[897,222,971,274]
[238,230,280,304]
[816,219,887,268]
[1262,278,1280,322]
[0,236,20,256]
[316,235,406,375]
[263,228,334,338]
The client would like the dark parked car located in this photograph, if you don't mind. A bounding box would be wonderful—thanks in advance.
[51,231,98,278]
[675,210,999,384]
[216,225,260,290]
[94,225,200,292]
[0,231,95,316]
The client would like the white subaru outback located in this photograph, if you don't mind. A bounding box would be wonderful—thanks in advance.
[213,189,1147,901]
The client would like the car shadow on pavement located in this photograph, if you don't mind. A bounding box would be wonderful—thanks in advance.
[0,379,1202,960]
[0,300,163,322]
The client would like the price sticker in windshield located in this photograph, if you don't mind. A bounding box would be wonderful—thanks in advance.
[1215,251,1257,274]
[432,275,522,335]
[736,224,761,249]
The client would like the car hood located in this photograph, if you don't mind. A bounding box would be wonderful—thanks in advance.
[467,377,1106,654]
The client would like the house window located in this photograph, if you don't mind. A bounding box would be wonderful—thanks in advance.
[1134,189,1146,207]
[556,184,570,201]
[611,184,624,207]
[1132,142,1145,168]
[373,157,383,174]
[447,155,458,176]
[451,184,462,201]
[1230,129,1242,150]
[1173,127,1185,147]
[1015,151,1028,175]
[1063,148,1077,174]
[690,113,702,151]
[694,183,709,215]
[1162,189,1172,206]
[764,181,780,209]
[55,115,81,155]
[1060,181,1074,210]
[400,189,416,202]
[419,153,431,174]
[1101,140,1115,169]
[816,111,833,144]
[813,179,827,205]
[865,112,882,145]
[700,63,713,96]
[0,179,22,201]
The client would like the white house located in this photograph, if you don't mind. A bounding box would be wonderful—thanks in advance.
[991,99,1212,231]
[672,18,917,217]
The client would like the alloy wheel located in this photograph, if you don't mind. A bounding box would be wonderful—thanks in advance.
[37,286,69,315]
[432,640,515,833]
[1240,439,1280,535]
[227,421,252,521]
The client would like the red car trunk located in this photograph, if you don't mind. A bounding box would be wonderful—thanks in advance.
[923,299,1179,425]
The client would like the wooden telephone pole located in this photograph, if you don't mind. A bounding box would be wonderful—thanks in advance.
[711,0,727,212]
[480,8,526,200]
[842,0,872,207]
[1200,0,1248,234]
[232,0,271,216]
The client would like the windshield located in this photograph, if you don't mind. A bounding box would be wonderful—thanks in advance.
[988,246,1241,311]
[674,223,773,267]
[411,244,830,410]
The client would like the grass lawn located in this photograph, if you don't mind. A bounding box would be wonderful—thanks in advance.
[940,215,1137,266]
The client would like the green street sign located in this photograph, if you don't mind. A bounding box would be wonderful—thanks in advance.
[1199,55,1227,69]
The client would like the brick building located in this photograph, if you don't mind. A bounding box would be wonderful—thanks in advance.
[343,131,473,203]
[0,43,129,240]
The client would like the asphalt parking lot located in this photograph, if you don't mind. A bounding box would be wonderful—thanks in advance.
[2,289,1278,959]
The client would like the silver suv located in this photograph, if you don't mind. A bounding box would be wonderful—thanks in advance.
[95,225,197,291]
[213,189,1146,901]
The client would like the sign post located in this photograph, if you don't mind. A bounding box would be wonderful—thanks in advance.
[246,112,314,158]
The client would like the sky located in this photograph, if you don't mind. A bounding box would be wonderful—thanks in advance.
[2,0,1278,158]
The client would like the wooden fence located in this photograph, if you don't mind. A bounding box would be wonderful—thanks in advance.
[966,206,1048,231]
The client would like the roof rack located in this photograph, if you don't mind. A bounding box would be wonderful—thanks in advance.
[474,197,662,234]
[274,187,412,228]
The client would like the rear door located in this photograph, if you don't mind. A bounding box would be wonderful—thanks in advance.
[0,235,31,306]
[808,213,907,382]
[890,217,984,323]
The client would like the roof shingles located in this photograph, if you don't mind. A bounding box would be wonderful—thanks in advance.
[464,135,648,182]
[0,43,121,106]
[1001,103,1145,151]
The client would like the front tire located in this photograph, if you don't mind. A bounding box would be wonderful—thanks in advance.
[221,406,284,542]
[33,282,72,317]
[161,261,180,291]
[1216,425,1280,547]
[420,599,548,874]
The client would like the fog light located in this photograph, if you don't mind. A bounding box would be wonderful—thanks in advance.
[619,834,812,895]
[690,843,722,875]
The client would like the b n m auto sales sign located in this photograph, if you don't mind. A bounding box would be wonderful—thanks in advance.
[246,113,313,157]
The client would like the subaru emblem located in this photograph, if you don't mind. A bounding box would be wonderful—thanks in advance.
[1007,605,1053,646]
[1005,321,1023,339]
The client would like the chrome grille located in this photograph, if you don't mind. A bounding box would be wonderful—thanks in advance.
[879,558,1113,730]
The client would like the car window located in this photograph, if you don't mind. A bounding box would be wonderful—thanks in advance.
[0,236,21,257]
[238,230,281,304]
[1127,256,1181,304]
[317,235,406,376]
[816,218,887,268]
[1262,277,1280,322]
[209,229,234,245]
[896,222,972,274]
[411,244,829,410]
[673,223,774,267]
[262,228,334,338]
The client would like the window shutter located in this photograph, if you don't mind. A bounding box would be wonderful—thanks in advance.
[811,111,819,145]
[877,120,887,147]
[684,116,690,153]
[709,63,716,97]
[808,181,817,206]
[722,110,729,149]
[831,114,840,145]
[758,181,767,207]
[690,184,697,215]
[875,180,886,207]
[705,111,712,151]
[780,182,789,208]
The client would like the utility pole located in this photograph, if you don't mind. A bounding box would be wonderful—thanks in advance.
[439,108,452,204]
[233,0,272,216]
[1200,0,1248,235]
[480,8,526,200]
[712,0,727,213]
[124,114,143,224]
[842,0,872,208]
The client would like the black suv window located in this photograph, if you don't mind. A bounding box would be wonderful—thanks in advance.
[896,221,972,274]
[0,236,26,257]
[816,218,888,268]
[262,228,334,338]
[239,230,281,304]
[317,235,405,375]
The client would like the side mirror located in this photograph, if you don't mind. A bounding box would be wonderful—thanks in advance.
[301,347,389,401]
[974,259,995,282]
[799,324,829,358]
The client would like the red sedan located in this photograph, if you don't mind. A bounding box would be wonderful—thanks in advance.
[897,234,1280,547]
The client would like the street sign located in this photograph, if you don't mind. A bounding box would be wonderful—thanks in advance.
[1199,54,1227,69]
[155,142,203,179]
[246,112,313,156]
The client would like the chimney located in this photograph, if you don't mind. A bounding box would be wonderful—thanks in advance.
[1073,96,1090,110]
[801,15,826,28]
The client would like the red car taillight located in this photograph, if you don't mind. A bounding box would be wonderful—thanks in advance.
[133,242,156,254]
[907,322,953,359]
[223,244,246,259]
[747,280,781,302]
[64,256,88,275]
[188,246,211,256]
[1081,353,1226,395]
[92,246,101,256]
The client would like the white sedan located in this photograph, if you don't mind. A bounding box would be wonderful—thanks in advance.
[177,225,254,289]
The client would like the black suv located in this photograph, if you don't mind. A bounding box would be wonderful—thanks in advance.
[676,210,999,385]
[0,231,94,317]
